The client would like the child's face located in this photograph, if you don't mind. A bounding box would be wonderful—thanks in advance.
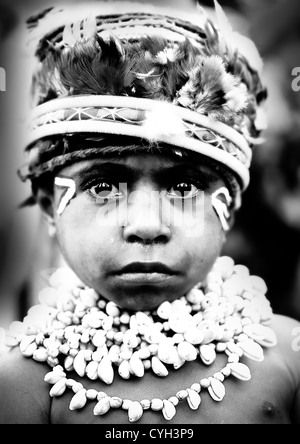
[52,152,227,311]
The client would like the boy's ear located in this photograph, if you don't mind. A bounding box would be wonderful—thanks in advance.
[35,187,56,229]
[228,209,236,231]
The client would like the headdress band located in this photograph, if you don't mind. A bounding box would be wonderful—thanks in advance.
[26,95,251,190]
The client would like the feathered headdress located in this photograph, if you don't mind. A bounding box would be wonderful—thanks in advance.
[20,1,267,203]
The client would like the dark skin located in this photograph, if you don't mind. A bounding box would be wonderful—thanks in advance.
[0,152,299,424]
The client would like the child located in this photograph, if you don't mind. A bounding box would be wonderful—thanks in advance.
[0,1,299,424]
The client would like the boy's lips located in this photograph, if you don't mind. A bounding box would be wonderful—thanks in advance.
[111,262,180,284]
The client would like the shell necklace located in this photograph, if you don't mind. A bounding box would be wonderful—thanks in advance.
[6,256,277,423]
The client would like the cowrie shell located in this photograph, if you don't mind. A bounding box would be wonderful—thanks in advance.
[20,336,36,354]
[86,361,99,380]
[152,357,169,377]
[243,324,277,348]
[208,378,226,402]
[136,312,152,326]
[238,341,264,362]
[130,354,145,378]
[186,289,205,305]
[178,342,198,362]
[226,342,244,358]
[73,350,87,378]
[93,397,111,416]
[158,339,179,365]
[157,301,172,320]
[199,345,217,366]
[196,320,217,344]
[128,402,144,423]
[98,355,114,385]
[228,363,251,381]
[169,312,193,334]
[187,389,201,410]
[69,389,87,411]
[49,378,67,397]
[162,400,176,421]
[184,328,205,345]
[118,360,131,380]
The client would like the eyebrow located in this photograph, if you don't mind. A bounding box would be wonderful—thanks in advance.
[66,159,221,184]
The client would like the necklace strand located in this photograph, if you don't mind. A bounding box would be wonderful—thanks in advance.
[6,256,277,423]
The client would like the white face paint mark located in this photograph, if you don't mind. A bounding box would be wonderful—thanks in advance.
[54,177,76,216]
[211,187,233,232]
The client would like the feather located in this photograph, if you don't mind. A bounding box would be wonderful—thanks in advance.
[177,55,247,120]
[213,0,263,73]
[63,23,78,47]
[83,15,98,40]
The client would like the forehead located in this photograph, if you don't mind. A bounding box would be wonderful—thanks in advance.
[58,152,220,178]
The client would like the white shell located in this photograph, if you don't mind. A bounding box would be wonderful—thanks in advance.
[151,399,164,411]
[106,301,120,318]
[199,345,217,366]
[136,312,152,326]
[187,389,201,410]
[169,312,193,334]
[158,339,179,365]
[196,320,217,344]
[130,354,145,378]
[243,324,277,348]
[44,371,66,385]
[118,360,131,380]
[226,342,244,358]
[128,402,144,423]
[98,356,114,385]
[92,331,106,348]
[186,289,204,305]
[173,356,186,370]
[93,397,111,416]
[157,301,172,320]
[152,357,169,377]
[86,389,98,400]
[86,361,99,380]
[123,329,139,348]
[238,341,264,362]
[73,350,87,378]
[49,378,67,397]
[141,400,151,410]
[228,363,251,381]
[33,347,48,363]
[110,397,123,409]
[208,378,226,402]
[178,342,198,362]
[69,389,87,411]
[184,328,205,345]
[162,400,177,421]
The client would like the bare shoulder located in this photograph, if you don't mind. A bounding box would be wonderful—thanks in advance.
[271,315,300,371]
[272,314,300,424]
[0,347,51,424]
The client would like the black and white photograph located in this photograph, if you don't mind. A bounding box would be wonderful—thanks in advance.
[0,0,299,427]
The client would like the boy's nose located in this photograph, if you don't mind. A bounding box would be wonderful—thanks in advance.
[122,188,171,244]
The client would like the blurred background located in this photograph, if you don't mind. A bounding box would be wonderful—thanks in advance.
[0,0,299,328]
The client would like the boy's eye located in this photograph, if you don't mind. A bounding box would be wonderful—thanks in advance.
[168,182,200,199]
[89,182,122,201]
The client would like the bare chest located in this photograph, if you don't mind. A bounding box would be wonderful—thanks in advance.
[50,352,292,424]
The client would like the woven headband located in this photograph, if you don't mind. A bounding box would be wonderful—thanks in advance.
[25,95,251,189]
